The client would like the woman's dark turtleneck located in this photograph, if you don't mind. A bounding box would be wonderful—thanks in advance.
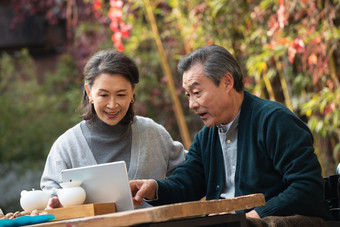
[80,117,132,170]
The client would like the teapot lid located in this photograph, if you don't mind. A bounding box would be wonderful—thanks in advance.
[60,181,82,188]
[20,188,45,196]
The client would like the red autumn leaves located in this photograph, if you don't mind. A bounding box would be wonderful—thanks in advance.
[93,0,131,52]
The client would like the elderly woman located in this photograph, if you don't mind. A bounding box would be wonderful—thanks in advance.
[41,50,186,208]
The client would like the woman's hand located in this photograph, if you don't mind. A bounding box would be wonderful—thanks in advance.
[46,197,63,209]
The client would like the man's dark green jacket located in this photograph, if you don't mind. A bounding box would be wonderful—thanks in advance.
[152,90,332,220]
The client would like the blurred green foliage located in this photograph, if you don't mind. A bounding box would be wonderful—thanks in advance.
[0,49,82,166]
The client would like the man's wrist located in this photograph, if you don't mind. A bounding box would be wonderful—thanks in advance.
[143,179,159,202]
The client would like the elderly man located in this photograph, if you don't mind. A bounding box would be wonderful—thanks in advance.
[130,45,332,220]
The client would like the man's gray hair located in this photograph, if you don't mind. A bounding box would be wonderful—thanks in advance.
[177,45,244,92]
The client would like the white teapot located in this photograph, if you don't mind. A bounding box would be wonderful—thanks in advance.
[20,189,50,212]
[53,181,86,207]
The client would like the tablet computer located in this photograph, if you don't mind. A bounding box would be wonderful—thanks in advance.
[61,161,134,212]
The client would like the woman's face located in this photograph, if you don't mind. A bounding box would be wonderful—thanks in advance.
[85,73,136,126]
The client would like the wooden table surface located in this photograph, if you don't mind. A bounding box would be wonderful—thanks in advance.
[31,193,265,227]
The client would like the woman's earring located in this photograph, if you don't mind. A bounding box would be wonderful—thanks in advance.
[90,99,94,104]
[131,98,135,104]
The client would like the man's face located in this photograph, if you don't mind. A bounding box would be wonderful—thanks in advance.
[182,64,232,127]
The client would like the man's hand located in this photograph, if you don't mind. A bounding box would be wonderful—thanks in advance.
[246,209,260,218]
[130,179,157,206]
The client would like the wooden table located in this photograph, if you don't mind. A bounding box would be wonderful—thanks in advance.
[31,193,265,227]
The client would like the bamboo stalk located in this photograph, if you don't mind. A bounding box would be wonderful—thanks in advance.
[261,62,276,101]
[263,74,276,101]
[143,0,191,149]
[275,58,294,112]
[329,48,340,89]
